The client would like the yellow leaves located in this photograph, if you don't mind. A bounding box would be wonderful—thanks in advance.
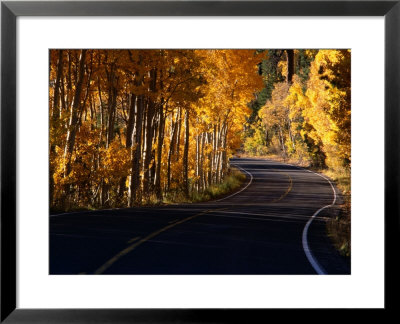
[259,82,291,129]
[54,145,63,155]
[195,50,263,122]
[50,49,269,207]
[302,50,351,169]
[278,60,288,80]
[101,141,130,180]
[255,49,350,170]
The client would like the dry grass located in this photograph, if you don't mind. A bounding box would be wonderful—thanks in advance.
[323,169,351,257]
[188,167,247,203]
[327,198,351,257]
[51,167,247,214]
[134,167,247,205]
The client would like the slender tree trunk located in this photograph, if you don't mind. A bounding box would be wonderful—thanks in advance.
[50,50,64,206]
[119,93,136,203]
[220,122,228,181]
[141,69,157,200]
[215,123,222,183]
[183,109,190,197]
[200,133,205,191]
[63,49,87,178]
[195,133,200,192]
[106,85,117,147]
[207,133,212,187]
[154,66,165,201]
[60,76,66,112]
[287,118,296,151]
[278,125,286,157]
[167,107,179,190]
[52,50,64,120]
[175,108,182,162]
[66,51,72,107]
[130,95,144,206]
[126,94,137,148]
[154,103,165,201]
[212,124,218,184]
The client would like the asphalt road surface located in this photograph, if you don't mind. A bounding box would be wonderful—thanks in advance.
[50,158,350,275]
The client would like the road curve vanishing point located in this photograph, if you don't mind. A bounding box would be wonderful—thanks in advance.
[50,157,350,275]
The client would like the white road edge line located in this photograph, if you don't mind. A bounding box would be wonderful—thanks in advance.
[214,163,253,202]
[297,164,337,275]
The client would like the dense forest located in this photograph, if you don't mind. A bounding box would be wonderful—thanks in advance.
[49,49,263,210]
[49,49,350,213]
[244,49,351,171]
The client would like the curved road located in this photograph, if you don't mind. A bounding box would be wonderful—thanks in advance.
[50,158,350,275]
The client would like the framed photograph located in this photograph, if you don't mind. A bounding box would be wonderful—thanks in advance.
[1,0,398,322]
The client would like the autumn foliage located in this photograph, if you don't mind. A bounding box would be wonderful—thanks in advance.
[49,49,263,210]
[246,49,351,171]
[49,49,350,212]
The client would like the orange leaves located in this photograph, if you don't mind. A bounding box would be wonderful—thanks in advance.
[100,141,130,183]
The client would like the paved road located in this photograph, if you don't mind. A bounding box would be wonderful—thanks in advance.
[50,158,350,275]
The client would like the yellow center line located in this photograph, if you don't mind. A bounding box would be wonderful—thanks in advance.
[94,208,227,274]
[270,172,293,203]
[126,236,141,244]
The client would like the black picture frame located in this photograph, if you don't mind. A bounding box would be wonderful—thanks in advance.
[1,0,399,322]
